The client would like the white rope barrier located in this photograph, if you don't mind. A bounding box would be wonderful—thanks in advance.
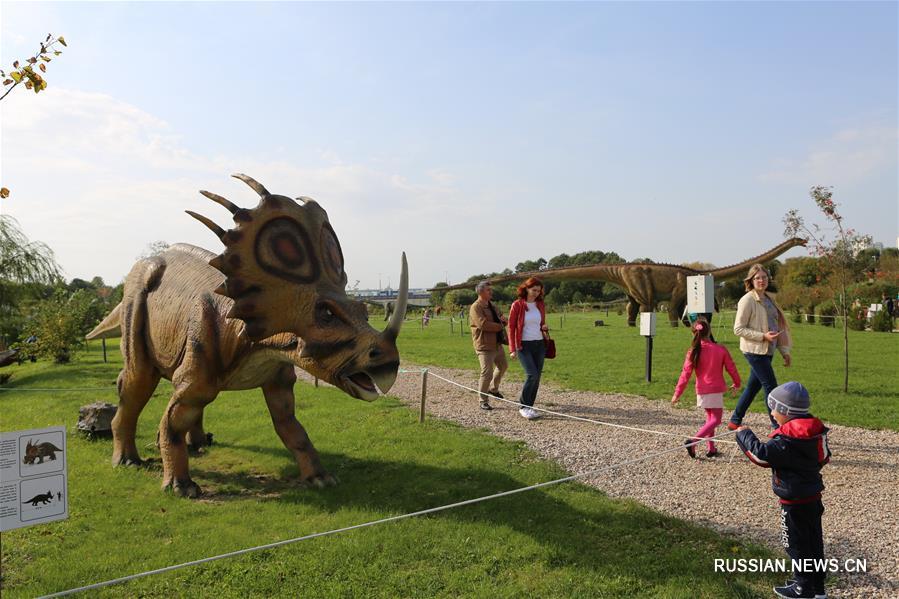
[421,369,739,445]
[38,429,735,598]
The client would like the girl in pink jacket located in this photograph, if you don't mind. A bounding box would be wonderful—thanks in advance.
[671,318,741,458]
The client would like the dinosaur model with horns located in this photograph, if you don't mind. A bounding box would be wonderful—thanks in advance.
[88,174,408,497]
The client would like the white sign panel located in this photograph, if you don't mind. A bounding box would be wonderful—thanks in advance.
[639,312,657,337]
[687,274,715,314]
[0,426,69,532]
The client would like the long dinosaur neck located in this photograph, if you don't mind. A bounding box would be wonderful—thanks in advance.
[436,264,629,292]
[710,238,806,280]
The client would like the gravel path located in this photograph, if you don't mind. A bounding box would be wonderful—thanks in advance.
[301,364,898,598]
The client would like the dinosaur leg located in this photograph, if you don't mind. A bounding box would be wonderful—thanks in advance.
[158,383,216,498]
[186,411,212,453]
[262,364,337,489]
[626,298,639,327]
[112,368,161,466]
[669,297,686,327]
[111,295,162,467]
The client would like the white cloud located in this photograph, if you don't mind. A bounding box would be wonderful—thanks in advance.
[0,87,484,287]
[759,125,898,184]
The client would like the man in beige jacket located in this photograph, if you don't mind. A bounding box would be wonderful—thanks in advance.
[469,280,508,410]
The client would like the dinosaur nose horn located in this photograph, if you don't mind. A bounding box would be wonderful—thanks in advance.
[383,253,408,341]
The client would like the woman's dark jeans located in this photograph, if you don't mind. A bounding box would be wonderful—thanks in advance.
[731,352,778,428]
[516,340,545,408]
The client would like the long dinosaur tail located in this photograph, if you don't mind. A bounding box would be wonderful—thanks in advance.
[86,303,122,340]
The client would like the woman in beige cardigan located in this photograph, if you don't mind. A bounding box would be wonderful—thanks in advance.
[728,263,792,429]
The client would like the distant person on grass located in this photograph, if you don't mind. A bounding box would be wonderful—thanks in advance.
[508,277,549,421]
[883,292,894,330]
[730,263,792,430]
[469,281,508,411]
[671,316,741,458]
[736,382,831,599]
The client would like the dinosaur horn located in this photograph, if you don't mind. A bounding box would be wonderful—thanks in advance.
[185,210,225,240]
[383,253,408,340]
[200,190,240,215]
[232,173,270,197]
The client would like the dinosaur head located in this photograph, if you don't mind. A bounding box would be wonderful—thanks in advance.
[188,174,407,401]
[23,439,36,464]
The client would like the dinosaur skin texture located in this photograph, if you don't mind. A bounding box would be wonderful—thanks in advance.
[87,174,409,498]
[434,238,806,327]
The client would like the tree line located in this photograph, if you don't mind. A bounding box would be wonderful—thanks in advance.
[429,244,899,325]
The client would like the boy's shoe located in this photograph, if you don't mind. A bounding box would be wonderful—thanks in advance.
[684,439,696,458]
[479,401,493,411]
[726,421,740,431]
[488,390,504,399]
[706,449,720,458]
[773,582,815,599]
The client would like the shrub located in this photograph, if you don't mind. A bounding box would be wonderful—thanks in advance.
[805,306,816,325]
[29,289,94,363]
[870,308,893,332]
[790,308,803,324]
[847,309,867,331]
[817,302,836,327]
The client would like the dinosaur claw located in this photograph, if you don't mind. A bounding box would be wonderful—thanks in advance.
[299,472,338,489]
[164,478,202,498]
[113,455,144,467]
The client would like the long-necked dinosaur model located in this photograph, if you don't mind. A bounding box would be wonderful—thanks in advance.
[87,174,409,497]
[432,238,806,327]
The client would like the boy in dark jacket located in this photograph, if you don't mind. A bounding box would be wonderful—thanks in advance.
[736,381,831,599]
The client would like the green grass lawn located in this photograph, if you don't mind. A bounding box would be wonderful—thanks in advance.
[0,341,782,597]
[400,310,899,430]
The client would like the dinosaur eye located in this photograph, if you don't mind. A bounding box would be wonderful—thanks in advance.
[316,302,340,325]
[255,217,319,284]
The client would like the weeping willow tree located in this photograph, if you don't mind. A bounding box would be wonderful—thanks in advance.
[0,215,62,344]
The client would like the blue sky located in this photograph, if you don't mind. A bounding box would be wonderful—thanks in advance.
[1,1,896,289]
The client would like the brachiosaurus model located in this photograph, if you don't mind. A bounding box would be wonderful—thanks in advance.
[87,174,409,497]
[433,238,806,327]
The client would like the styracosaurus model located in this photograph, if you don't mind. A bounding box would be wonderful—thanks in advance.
[433,238,806,327]
[87,174,409,497]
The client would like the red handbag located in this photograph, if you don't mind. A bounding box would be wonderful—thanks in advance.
[543,331,556,359]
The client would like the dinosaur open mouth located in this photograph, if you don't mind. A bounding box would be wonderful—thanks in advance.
[348,372,377,394]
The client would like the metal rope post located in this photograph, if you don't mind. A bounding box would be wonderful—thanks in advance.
[419,368,428,423]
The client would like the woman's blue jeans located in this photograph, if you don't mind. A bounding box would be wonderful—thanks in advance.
[517,340,545,408]
[731,352,778,428]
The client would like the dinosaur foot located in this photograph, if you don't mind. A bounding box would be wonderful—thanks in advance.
[163,478,202,498]
[299,472,339,489]
[186,432,214,453]
[112,454,144,467]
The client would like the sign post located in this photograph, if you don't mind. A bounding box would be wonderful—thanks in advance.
[640,312,657,382]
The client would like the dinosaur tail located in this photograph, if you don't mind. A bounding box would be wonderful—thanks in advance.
[86,303,122,340]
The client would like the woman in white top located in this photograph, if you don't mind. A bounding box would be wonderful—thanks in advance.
[507,277,549,420]
[729,263,792,429]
